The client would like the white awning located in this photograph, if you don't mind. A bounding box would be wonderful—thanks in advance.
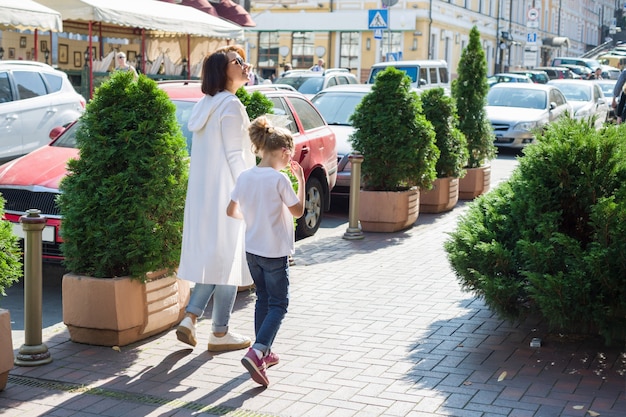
[0,0,63,32]
[542,37,570,48]
[36,0,243,39]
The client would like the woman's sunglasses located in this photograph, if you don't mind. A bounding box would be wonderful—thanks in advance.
[231,56,245,68]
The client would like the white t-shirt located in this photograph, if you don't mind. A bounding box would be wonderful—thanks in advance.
[230,166,299,258]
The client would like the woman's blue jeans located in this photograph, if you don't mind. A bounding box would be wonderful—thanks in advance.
[246,253,290,355]
[185,284,237,334]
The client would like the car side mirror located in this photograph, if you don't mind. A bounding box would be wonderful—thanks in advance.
[419,78,427,86]
[549,102,557,111]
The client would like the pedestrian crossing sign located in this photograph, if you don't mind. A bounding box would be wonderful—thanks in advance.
[368,9,388,30]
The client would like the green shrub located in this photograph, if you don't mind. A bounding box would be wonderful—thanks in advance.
[0,195,22,298]
[445,118,626,344]
[452,26,496,168]
[58,71,189,280]
[349,66,438,191]
[421,88,468,178]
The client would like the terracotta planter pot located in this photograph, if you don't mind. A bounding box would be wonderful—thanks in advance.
[359,188,419,232]
[63,271,190,347]
[0,309,13,391]
[420,177,459,213]
[459,165,491,200]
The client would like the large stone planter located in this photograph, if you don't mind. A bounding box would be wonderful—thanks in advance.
[420,177,459,213]
[0,309,13,391]
[359,187,419,232]
[63,271,190,347]
[459,165,491,200]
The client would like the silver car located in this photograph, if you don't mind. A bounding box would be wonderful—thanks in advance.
[0,61,85,162]
[486,83,573,149]
[548,79,609,129]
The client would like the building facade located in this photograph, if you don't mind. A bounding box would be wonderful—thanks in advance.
[245,0,619,82]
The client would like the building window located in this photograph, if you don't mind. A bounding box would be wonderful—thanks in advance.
[258,32,279,75]
[339,32,359,70]
[292,31,314,69]
[382,31,402,60]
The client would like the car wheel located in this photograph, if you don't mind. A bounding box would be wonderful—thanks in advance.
[296,176,324,238]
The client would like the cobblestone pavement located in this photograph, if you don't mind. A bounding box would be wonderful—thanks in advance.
[1,154,625,416]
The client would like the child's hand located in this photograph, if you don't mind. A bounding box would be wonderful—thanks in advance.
[290,160,304,182]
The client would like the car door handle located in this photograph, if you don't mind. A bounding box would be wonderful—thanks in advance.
[46,107,58,114]
[298,146,309,163]
[5,114,18,121]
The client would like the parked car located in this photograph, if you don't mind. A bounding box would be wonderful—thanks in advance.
[0,61,85,163]
[0,81,337,261]
[508,70,550,84]
[551,56,602,71]
[547,79,609,129]
[594,78,618,122]
[486,83,573,149]
[559,64,592,79]
[274,68,359,98]
[367,59,450,94]
[533,66,575,80]
[487,73,532,88]
[311,84,371,196]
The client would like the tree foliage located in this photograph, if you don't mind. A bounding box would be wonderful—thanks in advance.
[58,71,189,280]
[349,66,438,191]
[452,26,496,168]
[445,118,626,345]
[0,195,22,299]
[421,87,468,178]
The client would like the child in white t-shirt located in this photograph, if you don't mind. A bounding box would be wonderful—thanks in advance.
[227,115,305,387]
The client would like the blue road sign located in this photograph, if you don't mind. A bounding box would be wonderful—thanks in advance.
[368,9,388,30]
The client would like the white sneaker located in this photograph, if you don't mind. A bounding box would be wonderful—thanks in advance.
[176,317,197,347]
[207,331,251,352]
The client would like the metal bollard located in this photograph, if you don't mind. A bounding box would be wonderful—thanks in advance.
[343,152,364,240]
[14,209,52,367]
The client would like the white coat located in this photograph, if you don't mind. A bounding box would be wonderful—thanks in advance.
[177,91,255,286]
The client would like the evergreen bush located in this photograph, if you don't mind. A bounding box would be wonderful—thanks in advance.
[58,71,189,280]
[452,26,496,168]
[421,87,468,178]
[444,118,626,345]
[349,66,438,191]
[0,195,22,298]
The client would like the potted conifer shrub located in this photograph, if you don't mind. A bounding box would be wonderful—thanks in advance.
[0,195,22,390]
[58,71,190,347]
[349,66,438,232]
[420,87,468,213]
[453,26,496,199]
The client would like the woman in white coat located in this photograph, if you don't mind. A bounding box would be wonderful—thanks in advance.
[176,45,256,352]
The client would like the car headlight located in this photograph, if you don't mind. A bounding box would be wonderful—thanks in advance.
[513,121,538,131]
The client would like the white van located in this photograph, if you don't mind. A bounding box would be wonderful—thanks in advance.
[367,60,451,93]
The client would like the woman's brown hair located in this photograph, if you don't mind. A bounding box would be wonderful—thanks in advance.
[200,45,246,96]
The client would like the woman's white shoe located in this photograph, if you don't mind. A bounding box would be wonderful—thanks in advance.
[207,332,251,352]
[176,317,197,347]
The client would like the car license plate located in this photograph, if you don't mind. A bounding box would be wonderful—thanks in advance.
[11,223,55,243]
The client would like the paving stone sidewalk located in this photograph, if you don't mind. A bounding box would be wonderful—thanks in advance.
[1,155,625,416]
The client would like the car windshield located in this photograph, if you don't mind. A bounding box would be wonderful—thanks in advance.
[371,66,418,83]
[487,88,546,109]
[312,92,366,125]
[553,84,591,101]
[280,76,324,95]
[597,82,615,96]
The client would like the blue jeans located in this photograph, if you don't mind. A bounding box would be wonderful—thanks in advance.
[246,253,290,355]
[185,284,237,334]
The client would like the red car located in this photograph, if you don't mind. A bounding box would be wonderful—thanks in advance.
[0,81,337,262]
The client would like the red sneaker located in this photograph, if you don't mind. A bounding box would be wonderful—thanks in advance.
[264,351,280,368]
[241,348,269,387]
